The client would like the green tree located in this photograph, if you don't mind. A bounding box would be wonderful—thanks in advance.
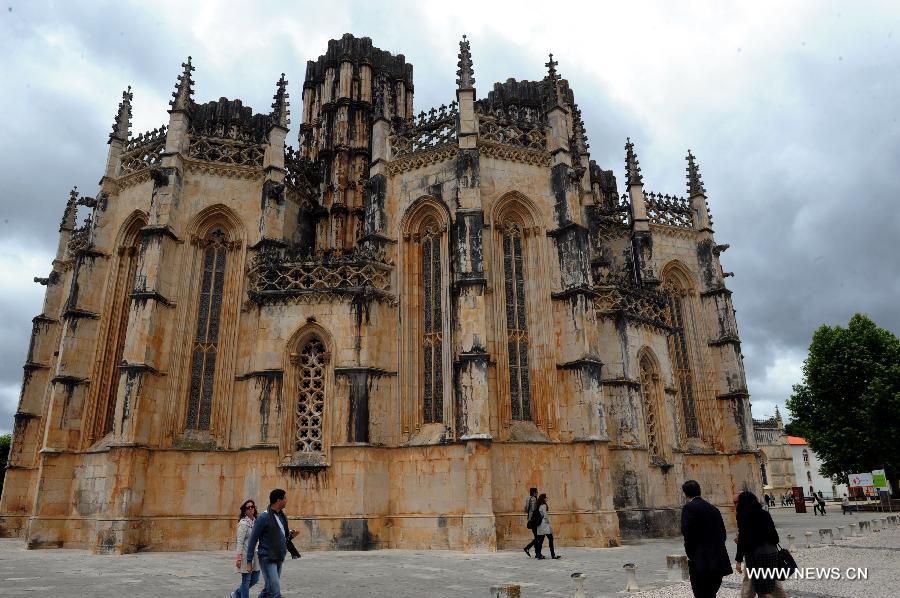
[787,314,900,495]
[783,420,806,438]
[0,433,10,496]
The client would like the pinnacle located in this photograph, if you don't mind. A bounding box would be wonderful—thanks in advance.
[60,186,79,232]
[545,52,559,82]
[625,137,643,187]
[686,149,706,196]
[111,85,133,142]
[170,56,195,112]
[271,72,290,129]
[456,34,475,89]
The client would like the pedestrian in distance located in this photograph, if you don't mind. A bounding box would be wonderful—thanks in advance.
[815,494,827,516]
[245,489,301,598]
[522,487,539,557]
[680,480,733,598]
[734,491,788,598]
[841,494,852,515]
[230,499,261,598]
[533,493,561,560]
[763,494,770,511]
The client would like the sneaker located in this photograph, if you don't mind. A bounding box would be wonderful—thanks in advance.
[523,547,531,557]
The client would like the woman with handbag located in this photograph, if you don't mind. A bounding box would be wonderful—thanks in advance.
[230,499,261,598]
[735,491,788,598]
[533,493,561,560]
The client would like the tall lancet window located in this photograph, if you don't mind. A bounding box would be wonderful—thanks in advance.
[294,336,326,453]
[639,354,662,458]
[664,274,700,438]
[502,220,531,421]
[421,223,444,424]
[186,228,228,430]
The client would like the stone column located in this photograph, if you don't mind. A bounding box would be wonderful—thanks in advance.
[462,439,497,552]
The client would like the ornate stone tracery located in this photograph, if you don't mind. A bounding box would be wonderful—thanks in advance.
[638,353,663,459]
[501,219,532,421]
[292,337,327,453]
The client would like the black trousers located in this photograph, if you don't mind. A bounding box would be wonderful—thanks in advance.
[524,527,538,551]
[688,568,722,598]
[535,534,555,557]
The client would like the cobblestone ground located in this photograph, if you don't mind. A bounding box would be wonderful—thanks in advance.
[0,509,895,597]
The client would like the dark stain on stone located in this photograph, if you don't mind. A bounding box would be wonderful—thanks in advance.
[332,518,376,550]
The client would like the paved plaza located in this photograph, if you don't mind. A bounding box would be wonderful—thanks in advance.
[0,509,896,597]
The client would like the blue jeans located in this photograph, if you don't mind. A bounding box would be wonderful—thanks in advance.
[233,570,259,598]
[258,559,283,598]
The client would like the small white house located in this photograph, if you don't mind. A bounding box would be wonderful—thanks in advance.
[788,436,848,500]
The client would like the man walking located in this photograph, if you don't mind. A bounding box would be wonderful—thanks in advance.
[681,480,732,598]
[246,489,298,598]
[522,487,539,557]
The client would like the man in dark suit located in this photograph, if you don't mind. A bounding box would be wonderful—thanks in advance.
[681,480,733,598]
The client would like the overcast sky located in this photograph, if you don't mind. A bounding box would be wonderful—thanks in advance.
[1,1,898,435]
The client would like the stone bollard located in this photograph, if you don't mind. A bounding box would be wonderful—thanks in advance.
[623,563,640,592]
[571,572,587,598]
[787,534,797,552]
[489,584,521,598]
[837,526,845,540]
[859,520,870,534]
[819,529,833,544]
[805,531,813,548]
[873,519,881,532]
[890,515,899,526]
[849,523,858,537]
[666,555,689,582]
[881,518,888,529]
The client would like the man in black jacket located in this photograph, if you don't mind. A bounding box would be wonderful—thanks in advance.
[680,480,733,598]
[246,489,301,598]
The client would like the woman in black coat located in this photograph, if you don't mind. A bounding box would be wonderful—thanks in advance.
[735,491,787,598]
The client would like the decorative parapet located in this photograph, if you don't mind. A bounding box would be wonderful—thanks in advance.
[119,126,167,176]
[187,135,264,167]
[644,191,694,229]
[592,274,671,330]
[476,101,546,151]
[66,216,93,255]
[247,245,394,304]
[284,146,319,195]
[389,102,458,159]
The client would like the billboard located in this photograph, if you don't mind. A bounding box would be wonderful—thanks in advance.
[872,469,889,491]
[848,472,874,487]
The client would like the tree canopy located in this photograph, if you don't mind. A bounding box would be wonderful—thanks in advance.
[787,314,900,493]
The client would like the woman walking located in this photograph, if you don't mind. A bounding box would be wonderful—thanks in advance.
[230,499,261,598]
[534,493,561,560]
[735,491,787,598]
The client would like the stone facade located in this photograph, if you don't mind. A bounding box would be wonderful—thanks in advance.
[0,34,760,554]
[751,408,795,499]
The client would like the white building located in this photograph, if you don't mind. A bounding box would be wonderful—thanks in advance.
[788,436,848,500]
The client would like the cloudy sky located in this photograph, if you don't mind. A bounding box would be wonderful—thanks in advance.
[1,0,898,434]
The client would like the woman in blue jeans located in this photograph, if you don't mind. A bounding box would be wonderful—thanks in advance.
[230,499,261,598]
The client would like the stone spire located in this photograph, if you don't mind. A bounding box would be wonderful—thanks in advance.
[625,137,643,187]
[545,52,559,84]
[270,73,290,129]
[110,86,132,143]
[545,52,564,109]
[456,35,475,90]
[169,56,195,112]
[686,149,706,197]
[59,186,79,232]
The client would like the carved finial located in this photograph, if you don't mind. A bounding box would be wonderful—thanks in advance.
[625,138,643,187]
[774,405,782,424]
[456,34,475,89]
[110,86,133,142]
[60,186,79,232]
[546,52,559,83]
[270,73,290,129]
[170,56,195,112]
[686,149,706,197]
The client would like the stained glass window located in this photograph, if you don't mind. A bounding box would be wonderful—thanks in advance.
[665,280,700,438]
[421,225,443,423]
[186,229,228,430]
[502,220,531,421]
[639,355,661,458]
[295,337,326,452]
[103,246,139,434]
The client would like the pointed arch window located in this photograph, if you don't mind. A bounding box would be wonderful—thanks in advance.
[421,223,444,424]
[292,336,327,453]
[639,354,662,458]
[663,275,700,438]
[502,220,531,421]
[186,228,228,430]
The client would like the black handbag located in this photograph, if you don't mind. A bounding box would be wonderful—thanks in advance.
[776,545,797,580]
[527,508,542,530]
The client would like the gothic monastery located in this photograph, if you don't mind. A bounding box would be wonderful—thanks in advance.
[0,34,760,553]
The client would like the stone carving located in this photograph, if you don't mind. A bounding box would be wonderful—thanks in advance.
[645,192,694,229]
[390,103,458,158]
[119,127,167,175]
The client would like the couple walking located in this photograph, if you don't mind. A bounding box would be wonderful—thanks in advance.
[230,488,301,598]
[522,487,561,559]
[681,480,789,597]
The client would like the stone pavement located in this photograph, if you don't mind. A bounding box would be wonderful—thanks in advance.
[0,509,895,597]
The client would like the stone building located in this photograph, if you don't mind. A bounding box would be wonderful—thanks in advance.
[0,34,759,554]
[789,436,847,500]
[751,407,795,500]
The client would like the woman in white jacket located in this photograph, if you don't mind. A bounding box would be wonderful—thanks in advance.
[534,493,561,560]
[230,499,261,598]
